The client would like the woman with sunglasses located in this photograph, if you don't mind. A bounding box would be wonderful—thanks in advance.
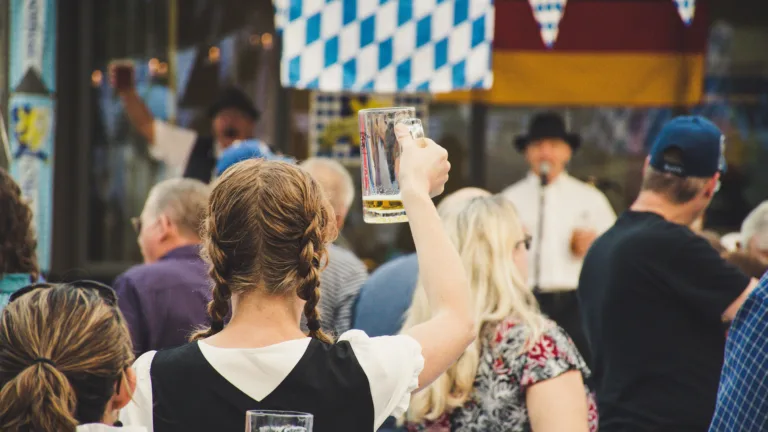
[402,196,597,432]
[120,126,474,431]
[0,168,40,310]
[0,282,144,432]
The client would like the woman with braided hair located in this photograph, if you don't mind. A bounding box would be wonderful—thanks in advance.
[120,125,475,432]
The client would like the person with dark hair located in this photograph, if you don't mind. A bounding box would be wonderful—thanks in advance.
[0,168,39,309]
[120,126,475,432]
[578,116,758,431]
[110,63,264,183]
[0,282,141,432]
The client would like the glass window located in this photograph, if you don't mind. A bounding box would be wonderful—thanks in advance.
[86,0,279,263]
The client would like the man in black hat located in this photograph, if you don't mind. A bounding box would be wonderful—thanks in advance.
[111,66,262,184]
[502,111,616,365]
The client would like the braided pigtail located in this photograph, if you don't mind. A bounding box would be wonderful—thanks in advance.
[296,213,332,344]
[190,217,232,341]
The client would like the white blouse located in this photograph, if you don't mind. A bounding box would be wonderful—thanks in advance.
[120,330,424,432]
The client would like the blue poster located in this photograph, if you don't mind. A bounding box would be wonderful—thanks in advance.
[8,0,57,273]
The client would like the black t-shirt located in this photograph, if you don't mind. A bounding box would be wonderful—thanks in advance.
[578,210,750,432]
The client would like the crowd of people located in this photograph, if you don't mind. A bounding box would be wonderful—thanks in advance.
[1,79,768,432]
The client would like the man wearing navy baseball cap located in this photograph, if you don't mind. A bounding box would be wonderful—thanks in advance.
[578,116,758,432]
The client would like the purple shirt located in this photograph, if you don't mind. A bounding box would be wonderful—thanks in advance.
[114,245,212,355]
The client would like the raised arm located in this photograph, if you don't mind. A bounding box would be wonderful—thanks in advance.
[118,89,156,143]
[395,124,475,391]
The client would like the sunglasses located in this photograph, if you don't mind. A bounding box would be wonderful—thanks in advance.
[517,234,533,251]
[8,280,118,307]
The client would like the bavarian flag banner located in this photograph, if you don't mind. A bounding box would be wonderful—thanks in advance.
[274,0,495,93]
[437,0,708,107]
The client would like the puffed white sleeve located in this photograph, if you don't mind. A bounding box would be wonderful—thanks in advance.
[119,350,157,432]
[338,329,424,430]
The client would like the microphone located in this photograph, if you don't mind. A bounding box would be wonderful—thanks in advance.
[533,161,550,293]
[539,162,551,186]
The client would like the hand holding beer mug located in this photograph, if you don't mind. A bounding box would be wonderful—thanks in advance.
[359,107,448,223]
[108,59,136,93]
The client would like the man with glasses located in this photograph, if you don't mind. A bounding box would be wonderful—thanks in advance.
[578,116,758,432]
[114,178,212,355]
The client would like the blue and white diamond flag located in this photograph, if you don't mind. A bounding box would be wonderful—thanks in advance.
[528,0,567,48]
[274,0,494,93]
[672,0,695,26]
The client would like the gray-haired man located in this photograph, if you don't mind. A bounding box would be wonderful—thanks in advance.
[114,178,212,355]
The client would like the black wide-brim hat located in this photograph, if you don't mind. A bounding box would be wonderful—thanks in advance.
[208,86,261,121]
[514,111,581,152]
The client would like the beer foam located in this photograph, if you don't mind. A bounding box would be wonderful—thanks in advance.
[363,194,402,201]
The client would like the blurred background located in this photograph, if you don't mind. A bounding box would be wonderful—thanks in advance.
[0,0,766,282]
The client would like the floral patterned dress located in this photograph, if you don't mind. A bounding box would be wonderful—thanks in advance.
[406,317,598,432]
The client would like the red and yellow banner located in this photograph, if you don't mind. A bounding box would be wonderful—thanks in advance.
[436,0,709,107]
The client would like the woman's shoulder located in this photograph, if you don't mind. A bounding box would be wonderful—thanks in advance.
[490,317,573,349]
[336,329,423,371]
[337,330,425,428]
[490,317,589,372]
[496,318,591,388]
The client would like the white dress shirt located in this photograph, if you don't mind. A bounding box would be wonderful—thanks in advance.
[151,120,223,179]
[502,172,616,292]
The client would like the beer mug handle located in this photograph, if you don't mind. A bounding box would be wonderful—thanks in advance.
[397,118,424,141]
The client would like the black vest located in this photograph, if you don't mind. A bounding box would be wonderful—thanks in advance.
[149,340,375,432]
[182,136,216,183]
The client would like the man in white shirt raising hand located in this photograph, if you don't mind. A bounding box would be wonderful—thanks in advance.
[502,112,616,367]
[110,61,263,183]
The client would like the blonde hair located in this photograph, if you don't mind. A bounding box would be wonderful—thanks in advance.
[402,195,548,423]
[0,284,134,431]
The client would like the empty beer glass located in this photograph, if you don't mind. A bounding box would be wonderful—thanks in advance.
[358,107,424,224]
[245,410,313,432]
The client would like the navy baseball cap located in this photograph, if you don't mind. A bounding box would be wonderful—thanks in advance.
[649,116,726,178]
[215,140,295,177]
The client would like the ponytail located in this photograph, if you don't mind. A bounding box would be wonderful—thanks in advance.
[0,285,134,432]
[0,362,78,431]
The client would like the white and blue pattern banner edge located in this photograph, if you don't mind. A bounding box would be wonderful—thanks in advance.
[274,0,495,94]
